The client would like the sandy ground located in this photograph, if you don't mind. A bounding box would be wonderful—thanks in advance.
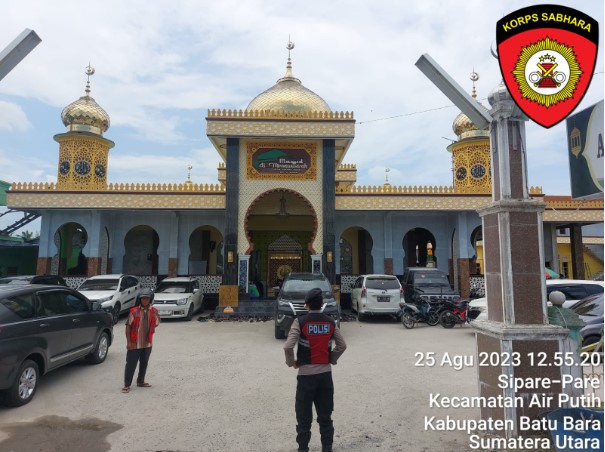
[0,313,482,452]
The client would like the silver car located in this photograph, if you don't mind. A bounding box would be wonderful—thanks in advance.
[153,277,204,321]
[351,274,402,320]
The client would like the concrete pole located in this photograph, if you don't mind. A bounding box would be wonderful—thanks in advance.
[472,82,574,438]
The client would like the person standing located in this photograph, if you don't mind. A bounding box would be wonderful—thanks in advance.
[284,288,347,452]
[122,288,160,393]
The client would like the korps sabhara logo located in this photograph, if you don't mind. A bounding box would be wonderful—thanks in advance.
[496,5,599,128]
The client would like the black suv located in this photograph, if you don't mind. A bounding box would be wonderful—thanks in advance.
[0,285,114,407]
[274,273,340,339]
[402,267,460,304]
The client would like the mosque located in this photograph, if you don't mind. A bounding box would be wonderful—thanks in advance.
[4,45,603,305]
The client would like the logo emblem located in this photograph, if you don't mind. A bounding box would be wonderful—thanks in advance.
[496,5,598,128]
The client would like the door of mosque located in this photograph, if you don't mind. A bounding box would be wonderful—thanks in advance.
[268,253,302,287]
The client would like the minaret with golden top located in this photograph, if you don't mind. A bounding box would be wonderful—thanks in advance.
[54,64,114,190]
[448,71,491,194]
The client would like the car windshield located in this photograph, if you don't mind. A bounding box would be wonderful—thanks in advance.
[78,279,119,291]
[413,273,450,286]
[366,277,400,290]
[573,294,604,317]
[155,282,191,294]
[283,278,331,293]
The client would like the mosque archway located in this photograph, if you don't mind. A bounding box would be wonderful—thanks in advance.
[339,227,374,275]
[123,225,159,275]
[189,226,224,275]
[244,189,317,290]
[402,228,437,269]
[53,222,88,276]
[470,226,483,275]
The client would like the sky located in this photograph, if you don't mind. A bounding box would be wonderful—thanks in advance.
[0,0,603,234]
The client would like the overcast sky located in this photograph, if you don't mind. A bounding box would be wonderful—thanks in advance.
[0,0,603,233]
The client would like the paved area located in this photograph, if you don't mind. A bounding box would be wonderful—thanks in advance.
[0,313,480,451]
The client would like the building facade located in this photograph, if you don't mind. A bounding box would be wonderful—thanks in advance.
[6,52,603,303]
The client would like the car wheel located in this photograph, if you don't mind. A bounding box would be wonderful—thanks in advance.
[4,359,39,407]
[440,311,457,329]
[112,303,121,325]
[274,323,285,339]
[87,332,110,364]
[185,304,194,321]
[402,311,415,329]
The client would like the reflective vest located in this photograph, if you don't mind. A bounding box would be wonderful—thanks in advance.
[129,306,159,345]
[296,312,335,365]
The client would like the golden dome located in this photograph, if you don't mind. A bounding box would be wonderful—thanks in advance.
[452,111,478,136]
[452,71,489,138]
[246,43,331,113]
[61,65,110,135]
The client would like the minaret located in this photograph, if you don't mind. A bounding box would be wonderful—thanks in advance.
[54,64,114,190]
[448,71,491,194]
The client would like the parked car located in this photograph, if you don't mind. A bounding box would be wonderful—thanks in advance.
[350,274,402,320]
[546,280,604,308]
[573,293,604,349]
[402,267,459,304]
[0,284,113,407]
[274,272,340,339]
[77,274,140,324]
[153,277,204,320]
[0,275,67,286]
[470,279,605,320]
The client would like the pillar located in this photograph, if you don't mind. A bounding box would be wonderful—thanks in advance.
[569,223,585,279]
[238,254,250,293]
[323,139,336,282]
[472,82,572,438]
[224,137,239,285]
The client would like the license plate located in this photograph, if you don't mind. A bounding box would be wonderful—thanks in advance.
[377,296,390,302]
[159,311,172,316]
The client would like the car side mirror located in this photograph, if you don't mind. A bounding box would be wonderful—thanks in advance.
[193,288,199,293]
[92,301,102,311]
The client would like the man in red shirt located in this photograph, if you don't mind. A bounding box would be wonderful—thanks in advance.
[284,288,347,452]
[122,288,160,393]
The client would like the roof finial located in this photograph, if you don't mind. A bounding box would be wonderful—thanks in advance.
[85,63,95,96]
[285,37,295,78]
[384,167,391,186]
[185,164,193,185]
[470,70,479,99]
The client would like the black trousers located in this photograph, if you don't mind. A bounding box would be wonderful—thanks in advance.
[295,371,334,450]
[124,347,152,387]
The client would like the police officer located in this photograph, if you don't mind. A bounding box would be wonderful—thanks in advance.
[284,287,347,452]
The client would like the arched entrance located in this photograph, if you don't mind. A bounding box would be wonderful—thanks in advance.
[123,225,159,275]
[339,227,374,274]
[402,228,437,269]
[244,189,317,291]
[189,226,224,275]
[53,222,88,276]
[470,226,483,275]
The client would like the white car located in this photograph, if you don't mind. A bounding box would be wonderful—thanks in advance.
[77,274,140,324]
[469,279,605,319]
[350,274,402,320]
[153,277,204,320]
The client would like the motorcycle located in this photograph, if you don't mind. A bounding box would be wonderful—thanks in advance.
[439,298,481,328]
[397,299,442,329]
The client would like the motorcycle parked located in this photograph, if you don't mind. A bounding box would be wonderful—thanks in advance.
[397,299,442,329]
[439,298,481,328]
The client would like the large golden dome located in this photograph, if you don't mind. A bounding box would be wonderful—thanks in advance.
[61,66,110,135]
[246,45,331,113]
